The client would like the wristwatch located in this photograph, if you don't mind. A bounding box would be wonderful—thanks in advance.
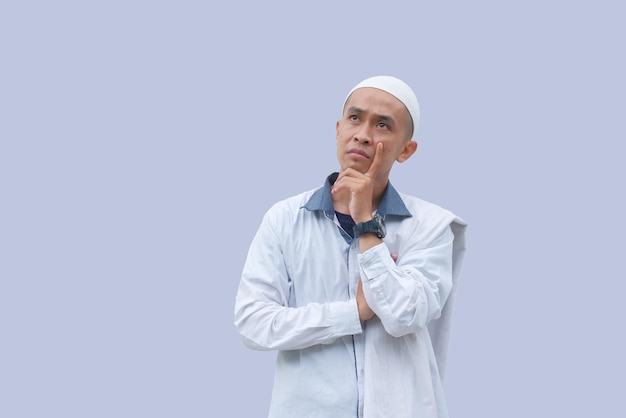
[353,214,386,238]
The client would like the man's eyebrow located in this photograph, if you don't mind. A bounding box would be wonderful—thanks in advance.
[346,106,365,114]
[345,106,396,126]
[346,107,393,120]
[376,114,394,123]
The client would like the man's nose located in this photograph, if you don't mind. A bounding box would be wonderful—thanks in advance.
[354,125,373,145]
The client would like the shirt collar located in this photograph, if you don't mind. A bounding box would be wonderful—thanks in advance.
[303,172,412,218]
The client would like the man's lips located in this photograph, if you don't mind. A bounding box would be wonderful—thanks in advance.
[347,149,370,159]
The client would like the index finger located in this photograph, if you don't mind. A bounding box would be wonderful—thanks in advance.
[366,142,384,178]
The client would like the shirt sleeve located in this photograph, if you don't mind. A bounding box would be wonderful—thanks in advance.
[234,210,363,351]
[358,225,454,337]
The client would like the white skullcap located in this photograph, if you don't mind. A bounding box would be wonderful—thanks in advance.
[344,75,420,135]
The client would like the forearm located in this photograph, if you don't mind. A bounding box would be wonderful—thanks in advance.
[235,298,362,351]
[359,227,455,337]
[358,231,383,253]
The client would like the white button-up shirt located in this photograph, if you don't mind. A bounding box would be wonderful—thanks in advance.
[234,174,467,418]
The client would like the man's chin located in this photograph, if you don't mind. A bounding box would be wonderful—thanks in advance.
[341,160,370,173]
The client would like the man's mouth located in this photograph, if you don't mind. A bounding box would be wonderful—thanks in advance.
[347,149,369,159]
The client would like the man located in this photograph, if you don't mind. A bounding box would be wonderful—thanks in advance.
[234,76,467,418]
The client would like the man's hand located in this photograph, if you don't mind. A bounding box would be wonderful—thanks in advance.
[332,143,384,223]
[357,280,375,321]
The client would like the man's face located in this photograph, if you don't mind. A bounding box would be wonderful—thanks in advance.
[336,87,417,181]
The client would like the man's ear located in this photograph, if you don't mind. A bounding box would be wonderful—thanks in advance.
[396,140,418,163]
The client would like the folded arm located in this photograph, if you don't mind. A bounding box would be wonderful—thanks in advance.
[359,225,455,337]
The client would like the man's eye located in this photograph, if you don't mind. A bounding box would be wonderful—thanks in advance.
[349,115,359,121]
[377,122,389,129]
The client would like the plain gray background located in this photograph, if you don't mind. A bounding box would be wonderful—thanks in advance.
[2,1,625,417]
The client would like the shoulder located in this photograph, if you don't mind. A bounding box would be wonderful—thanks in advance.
[399,193,457,220]
[398,193,467,238]
[261,188,318,223]
[267,188,317,212]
